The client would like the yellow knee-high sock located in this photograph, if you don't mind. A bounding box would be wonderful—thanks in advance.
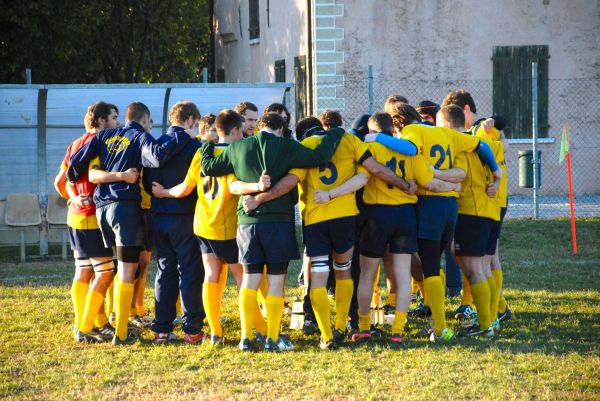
[388,292,397,308]
[239,288,258,340]
[176,295,183,317]
[334,279,353,331]
[95,306,109,328]
[416,280,427,305]
[440,269,446,292]
[80,290,105,333]
[391,311,408,335]
[114,280,135,340]
[411,278,419,296]
[135,305,146,317]
[424,276,446,336]
[498,293,508,313]
[105,279,114,316]
[493,270,505,312]
[203,282,222,337]
[266,295,284,342]
[254,307,268,337]
[71,281,89,330]
[471,280,491,330]
[310,288,333,342]
[358,312,371,332]
[257,271,268,314]
[217,264,228,300]
[487,276,499,323]
[461,272,473,306]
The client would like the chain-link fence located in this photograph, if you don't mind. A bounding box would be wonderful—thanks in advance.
[314,73,600,219]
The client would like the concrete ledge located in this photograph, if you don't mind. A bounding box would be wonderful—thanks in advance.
[509,138,556,144]
[315,28,344,40]
[316,5,344,17]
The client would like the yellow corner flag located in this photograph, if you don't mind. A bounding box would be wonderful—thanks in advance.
[559,122,570,164]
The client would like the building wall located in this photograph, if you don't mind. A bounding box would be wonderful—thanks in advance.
[213,0,308,85]
[214,0,600,195]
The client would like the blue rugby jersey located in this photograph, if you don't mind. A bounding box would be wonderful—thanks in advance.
[142,126,201,215]
[67,121,190,208]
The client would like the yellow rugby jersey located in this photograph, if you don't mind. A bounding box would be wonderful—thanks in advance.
[474,125,508,208]
[139,170,151,210]
[455,138,504,221]
[363,141,434,206]
[401,124,481,197]
[289,133,370,225]
[185,144,238,240]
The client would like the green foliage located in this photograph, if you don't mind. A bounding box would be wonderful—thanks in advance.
[0,0,210,83]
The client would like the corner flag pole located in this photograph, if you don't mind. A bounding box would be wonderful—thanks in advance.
[561,121,578,255]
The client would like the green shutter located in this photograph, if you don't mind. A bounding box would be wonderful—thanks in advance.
[294,56,307,122]
[249,0,260,40]
[493,46,549,138]
[275,59,286,83]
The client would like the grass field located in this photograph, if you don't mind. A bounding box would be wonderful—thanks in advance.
[1,219,599,400]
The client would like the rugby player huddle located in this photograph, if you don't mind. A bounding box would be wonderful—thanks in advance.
[55,89,511,351]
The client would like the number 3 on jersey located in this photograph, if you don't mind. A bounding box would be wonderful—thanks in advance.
[202,176,219,200]
[385,157,406,189]
[319,162,338,185]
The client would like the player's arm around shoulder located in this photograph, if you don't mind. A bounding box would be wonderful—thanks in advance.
[413,154,461,193]
[201,140,234,177]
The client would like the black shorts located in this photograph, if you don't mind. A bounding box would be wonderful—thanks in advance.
[237,222,300,268]
[487,207,507,255]
[68,227,113,259]
[96,202,144,248]
[197,236,239,264]
[360,204,417,258]
[141,209,154,251]
[454,214,495,257]
[303,216,355,257]
[416,196,458,244]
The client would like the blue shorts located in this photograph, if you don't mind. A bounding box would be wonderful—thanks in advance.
[96,202,144,248]
[237,222,300,267]
[360,204,417,258]
[416,196,458,244]
[454,214,495,257]
[68,227,113,259]
[141,209,154,251]
[487,207,507,255]
[197,236,239,264]
[303,216,355,257]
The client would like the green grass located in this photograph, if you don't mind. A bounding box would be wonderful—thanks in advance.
[0,219,599,400]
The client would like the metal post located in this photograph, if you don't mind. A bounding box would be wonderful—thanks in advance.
[202,67,208,83]
[368,65,374,114]
[532,62,540,219]
[37,89,49,255]
[26,68,32,84]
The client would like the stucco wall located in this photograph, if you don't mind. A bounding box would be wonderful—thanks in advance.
[214,0,308,84]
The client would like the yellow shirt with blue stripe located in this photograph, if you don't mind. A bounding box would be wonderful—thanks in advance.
[289,133,370,226]
[363,140,434,205]
[474,125,508,208]
[455,137,504,221]
[401,124,481,197]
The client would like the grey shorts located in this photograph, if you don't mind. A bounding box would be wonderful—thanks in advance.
[96,202,144,248]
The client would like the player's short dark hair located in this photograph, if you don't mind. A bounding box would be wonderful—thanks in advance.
[85,101,118,129]
[384,95,409,114]
[390,103,422,131]
[198,113,216,132]
[264,103,290,123]
[234,101,258,115]
[126,102,150,122]
[368,112,394,133]
[319,110,343,130]
[438,105,466,130]
[215,110,243,137]
[416,100,440,120]
[257,112,286,131]
[442,90,477,114]
[169,100,201,125]
[295,116,323,140]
